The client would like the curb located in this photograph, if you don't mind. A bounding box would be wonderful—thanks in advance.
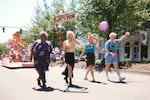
[121,69,150,75]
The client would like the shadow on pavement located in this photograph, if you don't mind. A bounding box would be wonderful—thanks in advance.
[32,84,89,93]
[109,80,127,84]
[2,65,34,69]
[89,80,107,85]
[32,86,55,92]
[62,84,89,93]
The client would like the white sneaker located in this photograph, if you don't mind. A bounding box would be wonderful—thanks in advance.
[107,76,110,81]
[119,77,126,82]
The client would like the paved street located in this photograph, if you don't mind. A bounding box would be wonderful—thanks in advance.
[0,65,150,100]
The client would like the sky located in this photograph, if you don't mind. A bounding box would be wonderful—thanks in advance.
[0,0,73,43]
[0,0,38,43]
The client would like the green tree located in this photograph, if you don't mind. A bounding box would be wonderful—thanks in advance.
[78,0,150,39]
[26,0,57,47]
[27,0,149,44]
[0,43,6,54]
[75,45,83,56]
[27,0,80,48]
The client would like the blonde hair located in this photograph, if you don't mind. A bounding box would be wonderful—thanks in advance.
[109,32,117,38]
[66,31,75,38]
[88,34,94,39]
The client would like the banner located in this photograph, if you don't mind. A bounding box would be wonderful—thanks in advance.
[53,12,75,24]
[140,31,147,45]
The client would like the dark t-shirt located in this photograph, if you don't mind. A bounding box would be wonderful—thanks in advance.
[31,40,52,69]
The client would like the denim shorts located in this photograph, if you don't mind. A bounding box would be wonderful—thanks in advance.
[105,54,118,64]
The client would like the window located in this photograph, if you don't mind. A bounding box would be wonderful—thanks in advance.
[124,42,130,58]
[135,41,139,45]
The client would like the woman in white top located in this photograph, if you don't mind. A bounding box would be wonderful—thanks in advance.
[63,31,80,87]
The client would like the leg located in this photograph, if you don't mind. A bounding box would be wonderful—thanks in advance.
[62,66,68,76]
[68,64,73,78]
[90,65,95,81]
[64,66,69,84]
[42,71,46,88]
[36,68,42,87]
[40,70,46,88]
[113,64,120,76]
[37,68,46,88]
[113,63,125,81]
[85,58,92,80]
[105,64,110,80]
[84,67,91,80]
[67,64,73,86]
[105,54,112,80]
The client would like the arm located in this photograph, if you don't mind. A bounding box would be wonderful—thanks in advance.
[80,45,86,59]
[47,41,53,54]
[88,32,98,46]
[30,41,37,62]
[51,50,55,54]
[50,47,55,54]
[119,32,130,42]
[105,41,112,54]
[105,42,110,54]
[106,50,115,56]
[105,41,116,57]
[63,41,66,52]
[73,38,80,45]
[92,36,98,46]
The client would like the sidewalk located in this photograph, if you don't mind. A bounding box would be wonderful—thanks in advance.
[75,61,150,75]
[1,59,150,74]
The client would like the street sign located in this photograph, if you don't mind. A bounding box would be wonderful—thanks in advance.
[53,12,75,24]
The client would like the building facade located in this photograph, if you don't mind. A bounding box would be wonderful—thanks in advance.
[119,29,150,62]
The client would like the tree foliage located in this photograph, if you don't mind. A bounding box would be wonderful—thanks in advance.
[0,43,6,54]
[26,0,80,48]
[26,0,150,47]
[78,0,150,39]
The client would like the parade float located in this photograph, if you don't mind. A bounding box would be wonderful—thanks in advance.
[2,31,34,68]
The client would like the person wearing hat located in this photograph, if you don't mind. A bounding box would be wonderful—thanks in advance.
[105,32,130,82]
[30,31,52,88]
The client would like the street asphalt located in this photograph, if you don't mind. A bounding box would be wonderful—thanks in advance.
[0,65,150,100]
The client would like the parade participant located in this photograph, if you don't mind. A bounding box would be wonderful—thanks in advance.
[9,49,16,63]
[80,32,98,82]
[105,32,130,82]
[30,31,52,88]
[49,53,56,67]
[63,31,80,87]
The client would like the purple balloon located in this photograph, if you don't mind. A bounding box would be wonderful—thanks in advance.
[99,21,109,31]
